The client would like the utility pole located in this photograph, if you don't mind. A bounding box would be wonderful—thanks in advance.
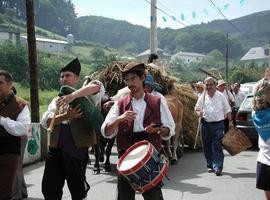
[25,0,39,122]
[26,0,47,159]
[150,0,157,54]
[225,33,229,82]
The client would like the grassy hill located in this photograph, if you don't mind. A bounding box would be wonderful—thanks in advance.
[193,10,270,49]
[75,10,270,55]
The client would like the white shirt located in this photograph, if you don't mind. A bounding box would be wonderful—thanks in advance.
[101,93,175,140]
[0,105,30,136]
[88,80,105,110]
[233,91,246,107]
[222,89,235,104]
[257,136,270,166]
[195,91,231,122]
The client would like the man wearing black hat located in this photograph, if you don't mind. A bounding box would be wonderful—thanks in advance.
[41,58,98,200]
[101,62,175,200]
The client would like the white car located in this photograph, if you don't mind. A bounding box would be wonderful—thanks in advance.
[240,82,256,95]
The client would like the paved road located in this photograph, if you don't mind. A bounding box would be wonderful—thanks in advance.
[24,146,264,200]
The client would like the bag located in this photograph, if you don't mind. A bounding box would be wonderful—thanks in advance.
[59,85,104,135]
[222,127,252,156]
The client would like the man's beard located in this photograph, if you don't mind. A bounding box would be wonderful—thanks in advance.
[128,86,137,93]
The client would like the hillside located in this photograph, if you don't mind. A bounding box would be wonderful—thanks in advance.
[1,1,269,59]
[193,10,270,48]
[76,10,270,57]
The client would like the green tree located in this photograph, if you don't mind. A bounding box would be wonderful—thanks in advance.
[0,41,28,84]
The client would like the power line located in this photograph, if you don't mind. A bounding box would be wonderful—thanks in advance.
[207,0,243,33]
[143,0,187,27]
[207,0,265,45]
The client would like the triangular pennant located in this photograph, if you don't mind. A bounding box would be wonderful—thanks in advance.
[181,13,185,21]
[162,16,167,22]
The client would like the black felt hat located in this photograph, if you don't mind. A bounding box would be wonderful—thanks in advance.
[60,58,81,76]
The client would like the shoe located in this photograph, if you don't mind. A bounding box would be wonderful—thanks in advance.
[215,170,222,176]
[207,168,214,173]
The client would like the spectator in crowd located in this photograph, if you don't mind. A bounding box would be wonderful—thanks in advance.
[217,79,235,132]
[0,70,30,200]
[252,80,270,200]
[231,82,246,126]
[195,77,232,176]
[253,67,270,95]
[195,81,205,97]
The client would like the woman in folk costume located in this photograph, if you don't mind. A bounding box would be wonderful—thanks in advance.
[252,80,270,200]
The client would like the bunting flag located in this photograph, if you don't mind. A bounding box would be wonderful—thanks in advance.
[150,16,157,22]
[203,9,208,16]
[157,1,248,24]
[240,0,246,6]
[223,3,230,10]
[192,11,196,19]
[171,16,176,21]
[162,16,167,22]
[181,13,185,21]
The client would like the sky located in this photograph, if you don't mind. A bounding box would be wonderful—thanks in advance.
[72,0,270,29]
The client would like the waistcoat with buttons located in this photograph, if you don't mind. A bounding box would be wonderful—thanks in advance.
[117,92,162,155]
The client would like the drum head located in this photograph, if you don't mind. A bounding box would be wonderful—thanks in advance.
[118,144,149,171]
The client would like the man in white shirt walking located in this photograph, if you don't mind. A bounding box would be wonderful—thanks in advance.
[195,77,232,176]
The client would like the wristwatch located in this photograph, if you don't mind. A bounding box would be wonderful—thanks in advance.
[156,127,161,135]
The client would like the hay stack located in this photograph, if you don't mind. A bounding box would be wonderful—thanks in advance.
[147,66,201,148]
[97,61,128,97]
[173,83,201,148]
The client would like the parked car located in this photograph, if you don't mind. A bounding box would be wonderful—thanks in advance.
[235,94,258,147]
[240,82,256,95]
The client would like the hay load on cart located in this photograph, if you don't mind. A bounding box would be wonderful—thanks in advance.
[96,61,201,148]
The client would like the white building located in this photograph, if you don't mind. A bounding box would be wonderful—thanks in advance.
[171,51,205,64]
[240,47,269,65]
[0,29,20,45]
[20,35,73,53]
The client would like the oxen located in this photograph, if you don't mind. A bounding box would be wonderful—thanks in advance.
[83,78,116,174]
[164,95,184,165]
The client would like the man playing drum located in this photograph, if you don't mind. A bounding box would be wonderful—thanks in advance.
[195,77,232,176]
[101,62,175,200]
[41,58,99,200]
